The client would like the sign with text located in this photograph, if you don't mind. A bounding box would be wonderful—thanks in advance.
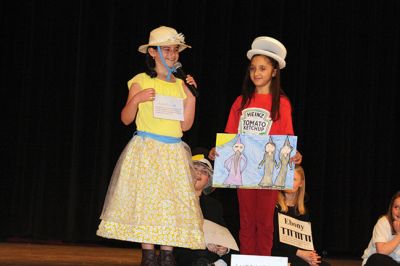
[231,254,288,266]
[278,213,314,250]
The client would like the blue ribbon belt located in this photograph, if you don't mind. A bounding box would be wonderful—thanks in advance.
[136,131,181,144]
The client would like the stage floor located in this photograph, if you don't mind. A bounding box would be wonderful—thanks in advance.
[0,242,362,266]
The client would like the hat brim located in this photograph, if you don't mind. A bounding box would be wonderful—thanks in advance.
[247,49,286,69]
[138,41,191,54]
[194,159,213,171]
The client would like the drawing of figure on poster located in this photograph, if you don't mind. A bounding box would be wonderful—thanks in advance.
[274,136,294,188]
[223,135,247,187]
[258,136,277,188]
[213,133,297,189]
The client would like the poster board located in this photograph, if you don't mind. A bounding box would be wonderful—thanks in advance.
[213,133,297,189]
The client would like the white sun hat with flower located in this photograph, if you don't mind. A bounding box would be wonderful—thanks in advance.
[138,26,191,54]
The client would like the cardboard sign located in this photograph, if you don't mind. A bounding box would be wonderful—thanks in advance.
[278,213,314,250]
[203,219,239,251]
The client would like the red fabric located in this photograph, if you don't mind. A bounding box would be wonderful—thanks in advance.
[224,93,294,255]
[225,94,294,135]
[237,189,278,255]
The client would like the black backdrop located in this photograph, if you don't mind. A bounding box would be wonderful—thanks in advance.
[1,0,399,258]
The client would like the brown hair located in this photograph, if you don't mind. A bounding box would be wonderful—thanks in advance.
[144,47,157,78]
[386,190,400,235]
[240,55,289,121]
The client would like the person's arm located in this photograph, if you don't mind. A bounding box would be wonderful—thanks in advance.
[121,82,155,125]
[180,75,196,131]
[376,220,400,255]
[294,211,321,265]
[296,249,321,265]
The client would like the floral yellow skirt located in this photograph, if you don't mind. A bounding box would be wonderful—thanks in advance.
[97,135,205,249]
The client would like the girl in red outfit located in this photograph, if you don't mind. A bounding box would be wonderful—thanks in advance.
[210,36,302,256]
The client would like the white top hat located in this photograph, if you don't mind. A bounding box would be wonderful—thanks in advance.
[246,36,287,69]
[138,26,191,54]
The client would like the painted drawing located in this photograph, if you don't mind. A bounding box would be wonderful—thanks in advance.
[213,133,297,190]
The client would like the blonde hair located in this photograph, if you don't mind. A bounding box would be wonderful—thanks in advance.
[277,165,307,215]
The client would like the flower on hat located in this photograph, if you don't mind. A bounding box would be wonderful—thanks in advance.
[138,26,191,54]
[167,32,185,43]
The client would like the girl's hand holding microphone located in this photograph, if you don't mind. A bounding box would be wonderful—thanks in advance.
[185,74,197,87]
[183,74,198,99]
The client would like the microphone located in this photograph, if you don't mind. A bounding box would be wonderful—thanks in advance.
[173,62,199,97]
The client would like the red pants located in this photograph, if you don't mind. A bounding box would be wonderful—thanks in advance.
[237,189,278,255]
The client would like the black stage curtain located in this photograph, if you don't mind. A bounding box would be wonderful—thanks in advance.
[1,0,399,257]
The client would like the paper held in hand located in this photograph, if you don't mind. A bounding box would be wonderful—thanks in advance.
[153,94,184,121]
[203,219,239,251]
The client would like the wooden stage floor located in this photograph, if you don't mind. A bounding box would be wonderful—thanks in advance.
[0,242,362,266]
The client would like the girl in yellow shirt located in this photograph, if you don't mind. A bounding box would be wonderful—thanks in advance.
[97,26,204,266]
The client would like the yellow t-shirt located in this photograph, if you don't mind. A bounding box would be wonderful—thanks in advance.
[127,73,187,138]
